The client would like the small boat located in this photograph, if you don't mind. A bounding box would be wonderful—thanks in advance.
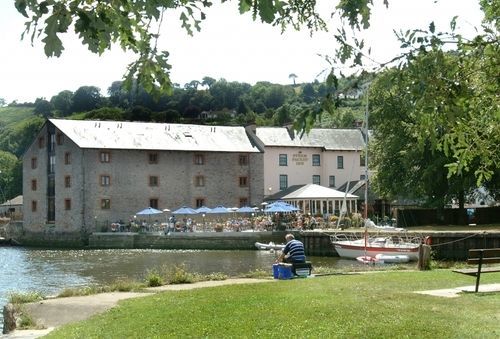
[255,242,285,251]
[356,255,380,264]
[375,253,410,263]
[331,231,420,261]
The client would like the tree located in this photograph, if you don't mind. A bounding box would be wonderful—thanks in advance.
[201,76,216,89]
[288,73,298,86]
[0,98,6,107]
[33,97,53,117]
[71,86,102,113]
[369,46,498,211]
[50,90,73,116]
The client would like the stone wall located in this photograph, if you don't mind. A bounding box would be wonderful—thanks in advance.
[89,232,286,250]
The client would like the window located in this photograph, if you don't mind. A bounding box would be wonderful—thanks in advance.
[312,175,321,185]
[31,179,37,191]
[64,152,71,165]
[47,197,55,222]
[150,199,159,209]
[279,154,287,166]
[49,155,56,173]
[195,198,205,208]
[38,137,45,149]
[329,175,336,187]
[49,133,56,151]
[194,154,204,165]
[195,175,205,187]
[65,176,71,188]
[239,176,248,187]
[149,153,158,164]
[312,154,321,166]
[100,175,110,186]
[149,176,159,186]
[64,199,71,210]
[360,153,366,167]
[101,199,111,209]
[239,154,248,166]
[31,200,37,212]
[239,198,248,207]
[31,157,37,169]
[337,155,344,169]
[360,174,366,180]
[56,133,64,145]
[100,151,111,163]
[279,174,288,190]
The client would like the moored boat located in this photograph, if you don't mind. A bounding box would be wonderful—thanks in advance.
[255,241,285,251]
[331,234,420,261]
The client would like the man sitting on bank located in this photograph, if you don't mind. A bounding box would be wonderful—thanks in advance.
[277,233,306,263]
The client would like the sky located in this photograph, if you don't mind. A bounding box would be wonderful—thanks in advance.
[0,0,484,104]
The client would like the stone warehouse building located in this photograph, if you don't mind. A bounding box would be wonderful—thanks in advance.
[21,119,367,244]
[22,119,263,242]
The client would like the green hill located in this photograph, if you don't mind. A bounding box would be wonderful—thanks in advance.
[0,106,34,127]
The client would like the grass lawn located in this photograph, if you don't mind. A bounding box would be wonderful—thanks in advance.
[45,270,499,338]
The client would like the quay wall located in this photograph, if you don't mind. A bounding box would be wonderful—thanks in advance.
[89,232,286,250]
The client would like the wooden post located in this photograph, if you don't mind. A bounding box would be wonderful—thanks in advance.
[418,244,432,270]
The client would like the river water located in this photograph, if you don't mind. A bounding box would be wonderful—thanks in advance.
[0,247,350,330]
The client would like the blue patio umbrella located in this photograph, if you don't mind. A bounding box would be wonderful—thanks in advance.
[136,207,164,230]
[136,207,163,215]
[195,206,212,214]
[207,205,230,214]
[266,201,299,212]
[172,206,197,215]
[236,206,255,213]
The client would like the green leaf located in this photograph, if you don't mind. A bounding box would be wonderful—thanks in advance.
[15,0,28,17]
[42,14,64,57]
[239,0,252,14]
[429,21,435,34]
[258,0,276,24]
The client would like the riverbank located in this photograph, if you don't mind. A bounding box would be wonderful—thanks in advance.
[3,271,500,338]
[2,278,271,338]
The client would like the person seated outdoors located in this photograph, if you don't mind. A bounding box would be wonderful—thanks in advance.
[276,233,306,264]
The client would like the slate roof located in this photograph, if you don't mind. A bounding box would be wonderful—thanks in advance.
[255,127,365,151]
[49,119,260,153]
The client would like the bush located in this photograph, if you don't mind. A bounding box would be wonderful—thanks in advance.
[146,269,164,287]
[164,264,195,284]
[8,291,44,304]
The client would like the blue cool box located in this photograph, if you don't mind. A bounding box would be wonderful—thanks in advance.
[273,263,293,280]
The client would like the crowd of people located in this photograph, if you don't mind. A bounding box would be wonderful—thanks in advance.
[109,211,354,233]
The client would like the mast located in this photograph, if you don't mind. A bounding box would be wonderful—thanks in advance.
[364,84,370,220]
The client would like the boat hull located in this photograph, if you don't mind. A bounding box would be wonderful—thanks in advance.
[333,240,419,261]
[255,242,285,251]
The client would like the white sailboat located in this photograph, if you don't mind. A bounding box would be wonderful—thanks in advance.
[331,84,421,263]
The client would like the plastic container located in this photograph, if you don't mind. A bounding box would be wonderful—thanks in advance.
[278,263,293,280]
[272,264,279,279]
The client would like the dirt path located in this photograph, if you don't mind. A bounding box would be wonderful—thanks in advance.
[1,278,272,339]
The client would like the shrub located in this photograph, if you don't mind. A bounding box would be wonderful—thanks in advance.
[146,269,164,287]
[164,264,195,284]
[8,291,43,304]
